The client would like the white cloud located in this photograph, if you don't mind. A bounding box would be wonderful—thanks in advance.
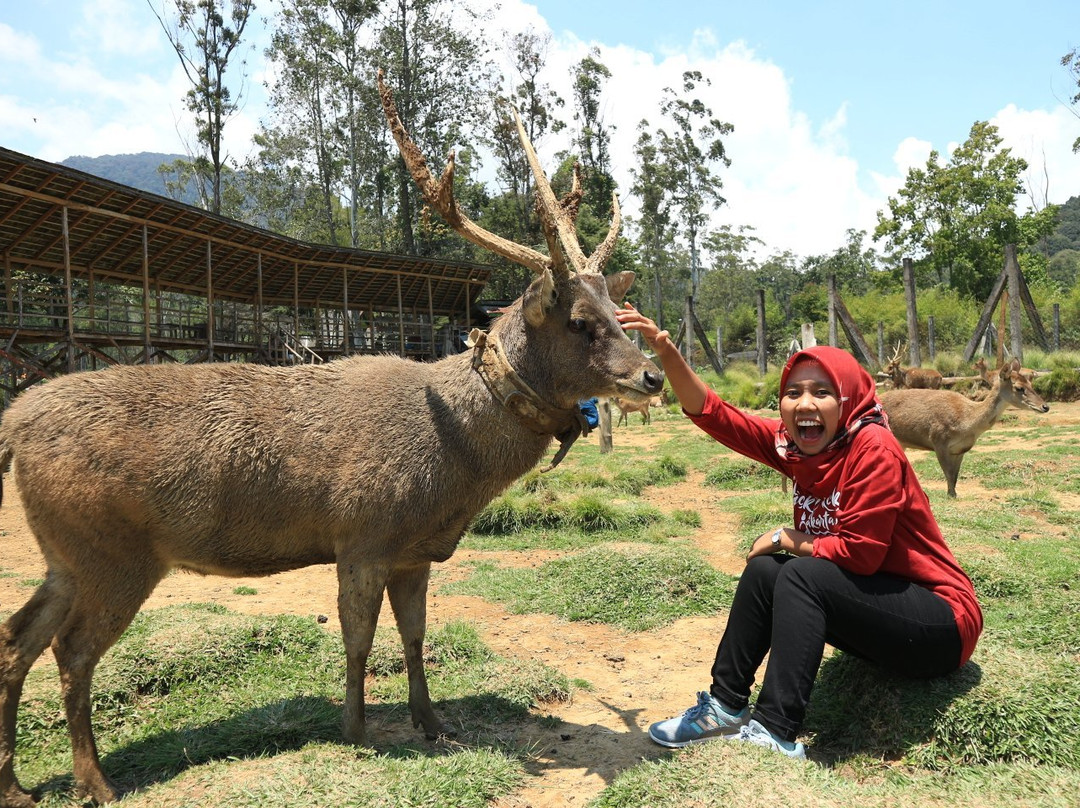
[992,103,1080,210]
[76,0,163,57]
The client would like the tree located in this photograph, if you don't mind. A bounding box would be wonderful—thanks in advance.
[570,48,616,203]
[1062,47,1080,153]
[656,71,733,301]
[874,121,1057,300]
[147,0,255,214]
[695,224,762,331]
[482,27,566,297]
[263,0,381,248]
[375,0,495,258]
[630,121,676,328]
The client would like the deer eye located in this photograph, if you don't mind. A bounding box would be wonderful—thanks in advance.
[568,318,594,342]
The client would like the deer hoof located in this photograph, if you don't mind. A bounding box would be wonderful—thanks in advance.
[1,784,38,808]
[76,777,122,806]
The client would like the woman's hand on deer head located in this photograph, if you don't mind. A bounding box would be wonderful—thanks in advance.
[615,304,669,351]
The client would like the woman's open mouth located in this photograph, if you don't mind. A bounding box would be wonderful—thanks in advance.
[797,419,825,443]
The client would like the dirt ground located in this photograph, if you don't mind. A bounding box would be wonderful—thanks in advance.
[1,401,1074,807]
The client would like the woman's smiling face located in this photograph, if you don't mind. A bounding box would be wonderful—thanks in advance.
[780,361,841,455]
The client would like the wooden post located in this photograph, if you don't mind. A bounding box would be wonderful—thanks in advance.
[997,290,1008,368]
[256,254,263,351]
[206,240,215,360]
[962,266,1008,362]
[684,296,695,365]
[877,321,885,365]
[293,262,300,348]
[342,267,350,356]
[427,277,435,358]
[61,207,75,372]
[715,325,724,369]
[1006,244,1023,363]
[1053,303,1060,352]
[3,251,11,317]
[598,399,613,454]
[903,258,920,366]
[827,275,838,347]
[755,289,767,375]
[927,315,935,360]
[142,225,151,364]
[396,275,405,355]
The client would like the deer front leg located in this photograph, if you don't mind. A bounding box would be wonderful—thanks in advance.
[337,559,391,746]
[386,563,449,739]
[936,447,965,498]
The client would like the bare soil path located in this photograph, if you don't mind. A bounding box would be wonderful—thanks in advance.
[1,400,1072,807]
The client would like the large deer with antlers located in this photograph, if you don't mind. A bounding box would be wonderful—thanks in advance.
[880,358,1048,497]
[883,343,943,389]
[0,72,663,807]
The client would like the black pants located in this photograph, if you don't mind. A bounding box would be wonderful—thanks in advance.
[709,554,962,743]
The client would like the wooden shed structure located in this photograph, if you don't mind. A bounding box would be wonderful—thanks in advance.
[0,147,492,400]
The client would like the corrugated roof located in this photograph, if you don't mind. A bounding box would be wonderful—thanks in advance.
[0,146,491,316]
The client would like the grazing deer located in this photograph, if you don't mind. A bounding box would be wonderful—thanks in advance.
[0,73,663,808]
[613,395,661,426]
[880,358,1048,497]
[883,343,943,389]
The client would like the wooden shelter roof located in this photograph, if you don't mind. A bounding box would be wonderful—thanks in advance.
[0,147,491,316]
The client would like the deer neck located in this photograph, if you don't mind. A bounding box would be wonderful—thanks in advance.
[976,381,1011,429]
[467,327,589,471]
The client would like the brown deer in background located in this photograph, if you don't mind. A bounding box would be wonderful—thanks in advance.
[883,342,943,389]
[880,358,1048,497]
[0,73,663,808]
[613,395,662,426]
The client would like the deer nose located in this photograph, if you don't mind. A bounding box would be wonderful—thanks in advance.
[643,369,665,394]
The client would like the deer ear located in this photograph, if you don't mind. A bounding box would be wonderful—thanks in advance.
[522,269,557,326]
[605,271,635,303]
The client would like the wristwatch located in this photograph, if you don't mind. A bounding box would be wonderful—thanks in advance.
[771,529,783,550]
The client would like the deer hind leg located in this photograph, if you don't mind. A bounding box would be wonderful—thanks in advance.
[50,555,163,805]
[386,562,447,740]
[0,569,76,808]
[336,559,391,746]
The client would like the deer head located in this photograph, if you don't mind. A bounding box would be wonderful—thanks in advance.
[996,358,1049,413]
[377,70,663,415]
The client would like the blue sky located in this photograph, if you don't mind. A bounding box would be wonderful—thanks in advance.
[2,0,1078,258]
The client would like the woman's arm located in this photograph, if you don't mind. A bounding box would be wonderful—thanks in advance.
[747,526,815,560]
[615,304,709,415]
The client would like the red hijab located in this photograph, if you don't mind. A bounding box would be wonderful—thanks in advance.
[775,346,887,493]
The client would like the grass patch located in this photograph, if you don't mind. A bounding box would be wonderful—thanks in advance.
[714,491,793,553]
[591,744,1080,807]
[232,585,257,595]
[14,605,565,807]
[804,642,1080,770]
[704,456,788,491]
[442,545,736,631]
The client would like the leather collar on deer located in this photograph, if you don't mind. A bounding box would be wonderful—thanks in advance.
[468,328,590,472]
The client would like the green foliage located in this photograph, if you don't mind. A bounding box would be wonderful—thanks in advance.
[468,491,665,537]
[443,546,736,631]
[873,121,1055,301]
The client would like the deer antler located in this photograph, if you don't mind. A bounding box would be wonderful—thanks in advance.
[510,108,622,275]
[377,70,551,276]
[378,69,620,280]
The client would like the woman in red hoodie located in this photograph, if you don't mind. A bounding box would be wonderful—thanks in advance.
[616,305,982,760]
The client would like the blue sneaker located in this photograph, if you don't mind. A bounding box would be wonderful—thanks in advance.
[648,691,749,748]
[736,719,807,760]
